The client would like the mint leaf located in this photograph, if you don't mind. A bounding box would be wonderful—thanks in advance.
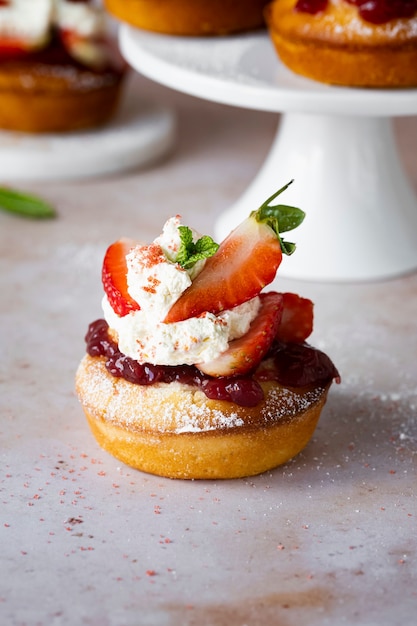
[176,226,219,269]
[0,187,56,219]
[253,180,305,256]
[176,225,194,265]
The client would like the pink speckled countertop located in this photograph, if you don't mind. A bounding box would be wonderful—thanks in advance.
[1,73,416,626]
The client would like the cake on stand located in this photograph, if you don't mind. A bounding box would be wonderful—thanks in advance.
[120,26,417,282]
[0,75,176,182]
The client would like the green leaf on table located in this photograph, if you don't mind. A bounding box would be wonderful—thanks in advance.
[0,187,56,219]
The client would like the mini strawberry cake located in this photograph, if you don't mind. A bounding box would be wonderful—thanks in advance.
[0,0,126,133]
[104,0,270,36]
[265,0,417,87]
[75,182,339,479]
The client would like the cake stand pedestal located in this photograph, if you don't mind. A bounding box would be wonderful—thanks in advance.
[120,27,417,281]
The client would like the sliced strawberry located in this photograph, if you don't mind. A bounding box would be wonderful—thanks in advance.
[102,238,140,317]
[165,182,304,324]
[165,217,282,323]
[276,292,314,343]
[59,28,110,70]
[196,292,283,378]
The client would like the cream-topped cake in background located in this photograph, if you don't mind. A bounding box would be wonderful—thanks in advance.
[75,182,340,479]
[265,0,417,87]
[104,0,270,36]
[0,0,126,132]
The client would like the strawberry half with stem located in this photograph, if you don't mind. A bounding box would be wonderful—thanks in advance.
[276,292,314,343]
[196,292,284,377]
[102,238,140,317]
[164,181,304,324]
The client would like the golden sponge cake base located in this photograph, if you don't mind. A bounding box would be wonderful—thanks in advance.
[265,0,417,87]
[0,60,124,133]
[104,0,269,36]
[76,354,330,479]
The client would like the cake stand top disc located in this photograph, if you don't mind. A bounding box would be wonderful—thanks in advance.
[120,25,417,117]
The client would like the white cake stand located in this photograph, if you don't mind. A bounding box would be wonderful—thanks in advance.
[120,26,417,281]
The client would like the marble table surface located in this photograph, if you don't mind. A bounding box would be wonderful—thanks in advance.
[1,72,416,626]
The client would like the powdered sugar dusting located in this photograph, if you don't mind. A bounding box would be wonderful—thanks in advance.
[76,356,326,435]
[165,403,244,434]
[76,356,245,434]
[261,386,325,423]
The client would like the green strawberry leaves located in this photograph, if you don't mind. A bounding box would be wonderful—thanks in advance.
[0,187,56,219]
[254,180,305,255]
[176,225,219,269]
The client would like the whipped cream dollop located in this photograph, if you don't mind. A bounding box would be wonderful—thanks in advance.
[103,216,260,367]
[0,0,52,48]
[55,0,106,39]
[0,0,105,50]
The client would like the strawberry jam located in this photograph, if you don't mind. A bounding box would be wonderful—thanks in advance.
[85,320,339,407]
[258,341,340,387]
[295,0,327,13]
[295,0,417,23]
[0,28,122,72]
